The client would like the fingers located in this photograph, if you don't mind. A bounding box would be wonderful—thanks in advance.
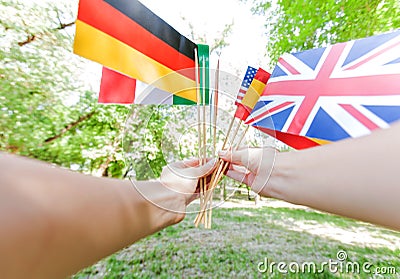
[181,158,203,168]
[191,159,216,177]
[219,147,276,175]
[165,158,216,180]
[169,158,199,169]
[218,148,250,166]
[172,158,214,168]
[183,158,216,178]
[219,147,261,174]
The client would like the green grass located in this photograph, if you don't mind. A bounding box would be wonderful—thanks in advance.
[72,202,400,279]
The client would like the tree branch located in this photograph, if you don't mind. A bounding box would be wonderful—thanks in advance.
[18,34,36,46]
[17,21,75,47]
[55,21,75,30]
[44,110,97,144]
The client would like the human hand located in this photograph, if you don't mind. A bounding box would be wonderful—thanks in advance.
[218,147,277,196]
[160,158,216,205]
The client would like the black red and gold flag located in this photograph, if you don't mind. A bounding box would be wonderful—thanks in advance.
[74,0,199,104]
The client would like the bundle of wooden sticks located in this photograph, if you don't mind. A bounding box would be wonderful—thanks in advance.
[193,50,250,229]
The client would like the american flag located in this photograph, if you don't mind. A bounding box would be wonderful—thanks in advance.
[247,30,400,149]
[235,66,257,105]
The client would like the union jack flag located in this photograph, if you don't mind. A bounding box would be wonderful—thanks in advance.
[235,66,257,105]
[247,30,400,149]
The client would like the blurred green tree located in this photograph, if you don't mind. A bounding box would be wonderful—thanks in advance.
[0,0,131,177]
[246,0,400,65]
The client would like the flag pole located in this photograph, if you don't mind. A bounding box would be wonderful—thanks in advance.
[194,48,204,221]
[235,125,249,148]
[195,118,244,226]
[199,123,247,220]
[197,67,271,226]
[230,119,242,146]
[206,59,220,228]
[195,94,245,226]
[221,117,235,150]
[201,56,208,227]
[204,69,270,210]
[213,59,220,157]
[215,125,251,187]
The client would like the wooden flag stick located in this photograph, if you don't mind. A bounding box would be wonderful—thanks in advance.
[202,60,208,226]
[211,126,251,194]
[230,119,243,145]
[195,107,238,222]
[236,125,249,148]
[194,48,201,161]
[213,59,220,156]
[221,117,235,150]
[202,62,207,164]
[194,163,223,226]
[206,60,220,228]
[194,164,221,226]
[196,118,251,225]
[195,152,225,226]
[194,48,205,217]
[195,118,244,226]
[214,125,250,189]
[194,158,224,226]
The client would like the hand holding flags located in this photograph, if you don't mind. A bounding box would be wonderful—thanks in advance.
[72,0,400,228]
[194,66,270,226]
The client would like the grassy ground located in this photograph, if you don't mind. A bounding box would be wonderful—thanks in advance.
[72,199,400,279]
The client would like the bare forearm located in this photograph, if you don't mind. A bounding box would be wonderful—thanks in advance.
[267,123,400,230]
[0,153,184,278]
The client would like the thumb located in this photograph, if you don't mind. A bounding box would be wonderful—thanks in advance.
[169,158,216,180]
[192,158,217,177]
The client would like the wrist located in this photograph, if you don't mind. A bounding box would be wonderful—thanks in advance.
[130,180,187,225]
[262,151,299,203]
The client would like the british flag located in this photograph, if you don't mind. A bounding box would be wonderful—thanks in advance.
[235,66,257,105]
[246,30,400,149]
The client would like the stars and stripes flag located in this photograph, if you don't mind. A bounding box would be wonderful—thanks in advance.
[235,66,257,105]
[246,30,400,149]
[234,68,271,121]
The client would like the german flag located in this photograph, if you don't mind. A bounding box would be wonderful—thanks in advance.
[74,0,198,104]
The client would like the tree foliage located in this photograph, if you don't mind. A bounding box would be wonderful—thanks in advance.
[247,0,400,64]
[0,0,132,177]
